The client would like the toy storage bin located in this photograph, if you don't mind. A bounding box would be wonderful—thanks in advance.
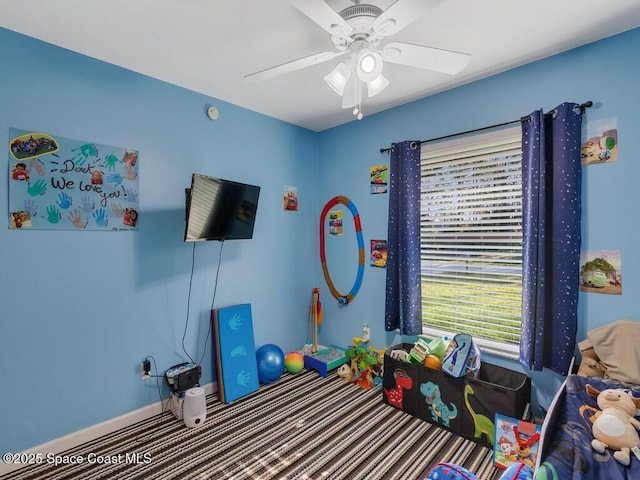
[383,343,465,435]
[382,343,421,416]
[461,363,531,448]
[383,346,531,450]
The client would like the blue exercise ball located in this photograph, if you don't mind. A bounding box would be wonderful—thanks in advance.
[256,344,285,384]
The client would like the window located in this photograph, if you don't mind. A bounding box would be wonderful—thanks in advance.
[420,126,522,358]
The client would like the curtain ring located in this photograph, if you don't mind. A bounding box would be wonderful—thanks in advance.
[410,141,419,149]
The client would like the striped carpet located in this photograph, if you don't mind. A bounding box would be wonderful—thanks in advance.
[4,371,502,480]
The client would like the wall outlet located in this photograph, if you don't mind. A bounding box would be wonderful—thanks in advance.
[140,360,151,380]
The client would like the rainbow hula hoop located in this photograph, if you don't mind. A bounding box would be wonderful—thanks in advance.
[319,196,365,305]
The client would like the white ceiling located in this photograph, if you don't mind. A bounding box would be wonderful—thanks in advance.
[1,0,639,132]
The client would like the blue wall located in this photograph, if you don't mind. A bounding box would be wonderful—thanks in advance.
[1,24,639,455]
[0,27,320,454]
[316,28,640,414]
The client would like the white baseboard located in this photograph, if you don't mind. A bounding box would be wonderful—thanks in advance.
[0,382,216,476]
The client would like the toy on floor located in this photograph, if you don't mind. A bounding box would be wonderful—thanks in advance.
[305,287,322,354]
[345,345,382,389]
[424,460,533,480]
[586,383,640,465]
[337,363,351,380]
[285,351,304,374]
[424,462,478,480]
[499,462,534,480]
[342,329,384,389]
[350,366,373,389]
[301,288,349,378]
[256,344,285,384]
[351,322,370,346]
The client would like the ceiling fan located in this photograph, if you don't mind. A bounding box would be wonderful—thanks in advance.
[245,0,471,119]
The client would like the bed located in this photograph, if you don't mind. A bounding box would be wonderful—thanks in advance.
[534,374,640,479]
[534,320,640,480]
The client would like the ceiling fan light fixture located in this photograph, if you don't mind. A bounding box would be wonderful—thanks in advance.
[360,54,376,73]
[366,73,389,97]
[324,62,352,96]
[356,49,383,83]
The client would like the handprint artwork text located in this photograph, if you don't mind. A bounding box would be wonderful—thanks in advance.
[9,128,139,231]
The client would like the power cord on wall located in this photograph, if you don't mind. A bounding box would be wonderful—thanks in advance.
[144,355,167,409]
[182,240,225,367]
[135,241,225,443]
[201,240,224,365]
[135,240,225,444]
[136,355,168,443]
[182,242,198,364]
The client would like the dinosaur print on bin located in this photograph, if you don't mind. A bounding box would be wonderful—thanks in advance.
[420,381,458,427]
[385,369,413,409]
[464,384,495,445]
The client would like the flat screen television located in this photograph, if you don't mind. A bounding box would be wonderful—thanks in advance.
[184,173,260,242]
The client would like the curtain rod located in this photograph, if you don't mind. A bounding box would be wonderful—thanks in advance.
[379,101,593,154]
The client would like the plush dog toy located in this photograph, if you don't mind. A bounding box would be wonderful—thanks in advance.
[586,384,640,465]
[577,356,606,377]
[578,347,607,377]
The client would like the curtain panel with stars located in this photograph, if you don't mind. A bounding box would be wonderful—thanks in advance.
[385,141,423,336]
[519,102,584,374]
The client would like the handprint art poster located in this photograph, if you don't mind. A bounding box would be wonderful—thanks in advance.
[8,128,139,231]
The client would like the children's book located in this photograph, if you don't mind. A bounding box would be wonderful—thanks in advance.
[493,413,541,470]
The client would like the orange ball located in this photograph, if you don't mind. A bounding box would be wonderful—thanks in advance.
[424,354,442,370]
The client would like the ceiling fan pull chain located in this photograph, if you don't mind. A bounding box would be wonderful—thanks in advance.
[353,75,363,120]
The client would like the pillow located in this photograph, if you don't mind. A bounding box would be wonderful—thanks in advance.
[586,319,640,385]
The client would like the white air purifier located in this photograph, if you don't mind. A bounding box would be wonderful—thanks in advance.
[183,387,206,428]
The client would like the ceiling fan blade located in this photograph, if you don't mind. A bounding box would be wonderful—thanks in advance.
[245,51,344,82]
[372,0,431,37]
[382,42,471,75]
[289,0,351,37]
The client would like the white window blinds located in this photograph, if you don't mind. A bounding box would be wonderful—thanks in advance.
[420,126,522,357]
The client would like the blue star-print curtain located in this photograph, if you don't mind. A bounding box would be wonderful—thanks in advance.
[385,141,422,335]
[520,102,583,374]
